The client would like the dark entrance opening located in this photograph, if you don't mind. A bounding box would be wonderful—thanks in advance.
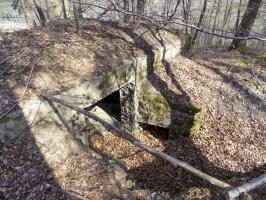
[140,123,170,140]
[94,90,121,122]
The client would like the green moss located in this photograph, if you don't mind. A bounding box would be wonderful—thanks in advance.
[116,68,128,81]
[139,93,171,122]
[263,85,266,94]
[173,103,201,113]
[169,104,202,137]
[188,112,202,137]
[139,92,202,137]
[255,53,266,60]
[236,60,248,68]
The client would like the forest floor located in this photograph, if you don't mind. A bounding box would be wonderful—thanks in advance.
[0,25,266,199]
[87,51,266,199]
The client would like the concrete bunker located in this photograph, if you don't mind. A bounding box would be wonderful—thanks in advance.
[0,20,201,151]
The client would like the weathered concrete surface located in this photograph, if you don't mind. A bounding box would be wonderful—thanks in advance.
[137,81,202,137]
[0,20,185,162]
[120,82,139,133]
[0,98,82,163]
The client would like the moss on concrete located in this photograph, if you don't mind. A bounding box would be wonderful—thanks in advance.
[139,92,202,137]
[236,60,249,68]
[139,93,171,123]
[188,111,202,137]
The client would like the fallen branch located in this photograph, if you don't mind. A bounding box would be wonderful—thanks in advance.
[227,173,266,200]
[44,94,231,189]
[46,98,75,137]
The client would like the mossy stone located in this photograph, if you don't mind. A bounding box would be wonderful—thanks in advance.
[139,92,202,137]
[139,93,171,123]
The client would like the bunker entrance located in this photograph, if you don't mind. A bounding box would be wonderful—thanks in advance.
[91,90,121,122]
[140,123,170,140]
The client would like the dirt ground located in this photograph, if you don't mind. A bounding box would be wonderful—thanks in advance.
[0,21,265,199]
[87,51,266,199]
[1,51,265,199]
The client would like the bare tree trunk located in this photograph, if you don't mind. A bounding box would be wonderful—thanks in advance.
[73,2,81,35]
[163,0,172,18]
[182,0,192,51]
[219,0,234,45]
[137,0,146,15]
[123,0,130,22]
[189,0,208,49]
[131,0,137,19]
[78,0,83,19]
[45,0,50,20]
[32,0,46,26]
[210,0,221,46]
[234,0,243,32]
[61,0,67,19]
[205,0,217,46]
[230,0,262,49]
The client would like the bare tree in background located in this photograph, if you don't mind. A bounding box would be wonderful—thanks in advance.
[61,0,67,19]
[230,0,262,49]
[45,0,50,20]
[234,0,243,31]
[32,0,46,26]
[73,2,81,35]
[188,0,208,50]
[137,0,146,14]
[123,0,130,21]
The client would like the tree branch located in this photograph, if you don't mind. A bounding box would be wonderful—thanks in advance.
[227,173,266,200]
[68,0,266,41]
[44,94,231,189]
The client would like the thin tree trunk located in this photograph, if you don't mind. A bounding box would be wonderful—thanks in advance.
[235,0,243,32]
[78,0,82,19]
[219,0,234,46]
[189,0,208,49]
[230,0,262,49]
[73,2,81,35]
[61,0,67,19]
[32,0,46,26]
[45,0,50,20]
[163,0,172,18]
[123,0,130,22]
[205,0,217,46]
[137,0,146,15]
[131,0,137,19]
[182,0,192,50]
[210,0,221,46]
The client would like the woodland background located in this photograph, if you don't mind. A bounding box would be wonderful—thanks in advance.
[0,0,265,51]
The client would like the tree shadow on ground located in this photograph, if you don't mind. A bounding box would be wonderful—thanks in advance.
[191,58,266,113]
[0,51,72,199]
[1,19,265,199]
[86,19,266,199]
[0,99,67,199]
